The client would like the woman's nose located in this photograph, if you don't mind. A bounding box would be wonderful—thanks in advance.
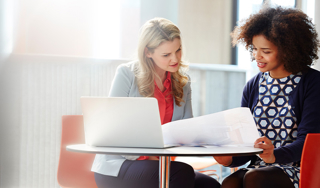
[254,51,261,60]
[172,54,178,62]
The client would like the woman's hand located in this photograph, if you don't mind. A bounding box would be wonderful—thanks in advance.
[213,156,233,166]
[254,136,275,163]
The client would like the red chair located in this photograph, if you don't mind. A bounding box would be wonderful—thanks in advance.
[57,115,98,188]
[299,133,320,188]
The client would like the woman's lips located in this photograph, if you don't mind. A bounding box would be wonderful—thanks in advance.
[170,63,179,67]
[257,62,267,68]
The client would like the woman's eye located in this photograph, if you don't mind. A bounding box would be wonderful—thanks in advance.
[263,51,270,54]
[163,54,169,57]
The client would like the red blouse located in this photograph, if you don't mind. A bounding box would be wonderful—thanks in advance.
[154,72,174,125]
[137,72,174,160]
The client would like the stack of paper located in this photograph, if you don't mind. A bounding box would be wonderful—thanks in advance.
[162,107,260,146]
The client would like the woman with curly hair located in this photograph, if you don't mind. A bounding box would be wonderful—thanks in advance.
[214,6,320,188]
[93,17,220,188]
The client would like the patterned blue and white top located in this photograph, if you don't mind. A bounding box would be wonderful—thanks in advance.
[248,72,302,188]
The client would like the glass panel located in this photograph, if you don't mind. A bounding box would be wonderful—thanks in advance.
[306,0,315,23]
[237,0,263,72]
[236,0,296,79]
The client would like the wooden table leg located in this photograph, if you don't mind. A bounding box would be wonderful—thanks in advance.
[159,156,171,188]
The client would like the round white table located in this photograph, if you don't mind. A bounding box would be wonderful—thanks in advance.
[67,144,263,188]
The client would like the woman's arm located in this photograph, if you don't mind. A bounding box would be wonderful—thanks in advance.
[110,64,140,160]
[109,64,134,97]
[183,76,193,119]
[273,72,320,163]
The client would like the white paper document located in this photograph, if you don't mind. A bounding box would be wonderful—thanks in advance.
[162,107,260,147]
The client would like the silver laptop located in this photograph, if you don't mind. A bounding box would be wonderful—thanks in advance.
[81,97,173,148]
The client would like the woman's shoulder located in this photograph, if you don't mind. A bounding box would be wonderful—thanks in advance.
[115,61,138,77]
[299,67,320,90]
[116,61,138,71]
[185,73,191,81]
[246,71,263,87]
[179,73,191,89]
[302,67,320,79]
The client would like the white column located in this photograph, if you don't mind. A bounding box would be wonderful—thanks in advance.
[140,0,179,26]
[314,0,320,71]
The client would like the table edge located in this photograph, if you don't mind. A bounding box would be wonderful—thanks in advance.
[66,144,263,157]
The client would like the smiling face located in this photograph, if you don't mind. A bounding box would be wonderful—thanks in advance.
[146,38,182,78]
[252,35,291,78]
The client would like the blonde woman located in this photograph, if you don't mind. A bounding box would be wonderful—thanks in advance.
[92,18,220,188]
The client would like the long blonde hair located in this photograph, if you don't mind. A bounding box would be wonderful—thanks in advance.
[135,17,188,106]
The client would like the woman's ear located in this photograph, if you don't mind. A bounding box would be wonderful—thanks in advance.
[145,47,152,58]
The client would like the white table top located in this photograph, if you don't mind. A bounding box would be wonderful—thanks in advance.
[67,144,263,156]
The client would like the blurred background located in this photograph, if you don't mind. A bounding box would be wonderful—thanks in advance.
[0,0,319,187]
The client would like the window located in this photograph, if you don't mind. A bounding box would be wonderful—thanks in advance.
[233,0,298,79]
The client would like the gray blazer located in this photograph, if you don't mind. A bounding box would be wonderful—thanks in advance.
[91,61,193,176]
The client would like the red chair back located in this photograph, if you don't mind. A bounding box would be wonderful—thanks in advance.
[300,133,320,188]
[57,115,98,188]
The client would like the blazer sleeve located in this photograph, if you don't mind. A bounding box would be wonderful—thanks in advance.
[183,75,193,119]
[109,64,134,97]
[273,71,320,163]
[109,64,139,160]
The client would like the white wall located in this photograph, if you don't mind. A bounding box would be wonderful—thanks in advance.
[12,0,141,59]
[178,0,233,64]
[10,0,233,65]
[140,0,179,25]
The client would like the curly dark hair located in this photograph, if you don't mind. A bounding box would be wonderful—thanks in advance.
[231,6,320,74]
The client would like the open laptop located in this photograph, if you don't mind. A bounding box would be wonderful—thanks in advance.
[81,97,174,148]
